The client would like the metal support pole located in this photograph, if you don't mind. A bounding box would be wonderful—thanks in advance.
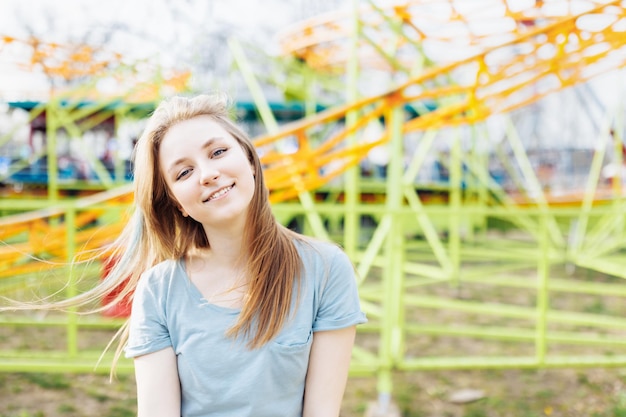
[46,106,59,203]
[536,212,549,365]
[375,102,405,413]
[449,131,462,287]
[65,205,78,356]
[505,117,564,247]
[344,0,361,258]
[228,37,329,241]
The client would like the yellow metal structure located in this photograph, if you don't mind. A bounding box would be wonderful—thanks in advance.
[0,34,122,82]
[1,4,626,414]
[245,0,626,406]
[0,34,191,199]
[0,34,190,98]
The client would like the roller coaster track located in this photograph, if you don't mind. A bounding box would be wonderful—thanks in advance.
[0,34,122,81]
[262,0,626,201]
[0,186,133,281]
[1,0,626,280]
[279,0,625,74]
[0,34,190,98]
[2,1,626,385]
[0,40,190,280]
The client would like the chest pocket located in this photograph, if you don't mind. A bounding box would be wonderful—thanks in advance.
[272,326,313,351]
[268,325,313,390]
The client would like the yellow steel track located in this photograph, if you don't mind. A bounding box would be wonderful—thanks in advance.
[2,1,626,384]
[2,0,626,280]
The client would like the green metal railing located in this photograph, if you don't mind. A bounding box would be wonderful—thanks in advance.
[3,108,626,381]
[1,6,626,403]
[227,8,626,401]
[0,200,131,373]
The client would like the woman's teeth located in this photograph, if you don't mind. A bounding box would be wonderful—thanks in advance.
[208,185,233,201]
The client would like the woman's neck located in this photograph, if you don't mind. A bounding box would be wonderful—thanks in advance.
[200,226,247,266]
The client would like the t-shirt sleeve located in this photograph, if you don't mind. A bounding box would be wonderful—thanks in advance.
[312,245,367,332]
[124,271,173,358]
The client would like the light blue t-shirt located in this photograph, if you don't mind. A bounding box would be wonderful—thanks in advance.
[125,238,367,417]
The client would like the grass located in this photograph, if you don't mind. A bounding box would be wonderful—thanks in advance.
[57,404,77,414]
[0,373,136,417]
[21,373,71,390]
[1,344,626,416]
[2,259,626,416]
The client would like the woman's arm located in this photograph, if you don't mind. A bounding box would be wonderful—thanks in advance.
[134,346,181,417]
[303,326,357,417]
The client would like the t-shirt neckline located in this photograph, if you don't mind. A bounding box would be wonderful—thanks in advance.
[177,257,241,315]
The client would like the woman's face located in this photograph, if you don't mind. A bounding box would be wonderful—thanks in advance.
[158,115,255,230]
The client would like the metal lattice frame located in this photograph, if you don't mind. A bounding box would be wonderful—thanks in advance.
[1,5,626,414]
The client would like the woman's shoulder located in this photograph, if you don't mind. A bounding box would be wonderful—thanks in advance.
[293,236,348,266]
[139,258,183,287]
[294,235,336,252]
[143,257,180,274]
[293,236,359,301]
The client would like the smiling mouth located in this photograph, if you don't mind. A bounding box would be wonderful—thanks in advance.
[204,185,234,202]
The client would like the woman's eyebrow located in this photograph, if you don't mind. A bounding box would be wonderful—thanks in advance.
[200,137,221,151]
[166,137,223,173]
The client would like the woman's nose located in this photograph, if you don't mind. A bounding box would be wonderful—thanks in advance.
[200,164,220,184]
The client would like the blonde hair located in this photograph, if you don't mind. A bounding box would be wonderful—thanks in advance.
[7,93,304,373]
[129,94,303,347]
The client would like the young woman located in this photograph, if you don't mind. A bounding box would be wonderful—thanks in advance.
[104,93,366,416]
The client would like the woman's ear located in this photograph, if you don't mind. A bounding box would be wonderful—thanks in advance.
[178,206,189,217]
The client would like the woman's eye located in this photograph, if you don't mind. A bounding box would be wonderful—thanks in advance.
[176,168,191,180]
[212,148,227,157]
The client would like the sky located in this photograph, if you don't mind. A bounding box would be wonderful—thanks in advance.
[0,0,300,50]
[0,0,625,166]
[0,0,330,100]
[0,0,623,133]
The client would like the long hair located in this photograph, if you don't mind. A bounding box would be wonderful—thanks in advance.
[130,93,303,348]
[4,93,303,372]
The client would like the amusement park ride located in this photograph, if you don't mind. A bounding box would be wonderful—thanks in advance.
[2,0,626,412]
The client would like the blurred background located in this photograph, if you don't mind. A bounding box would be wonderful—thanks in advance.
[2,1,626,416]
